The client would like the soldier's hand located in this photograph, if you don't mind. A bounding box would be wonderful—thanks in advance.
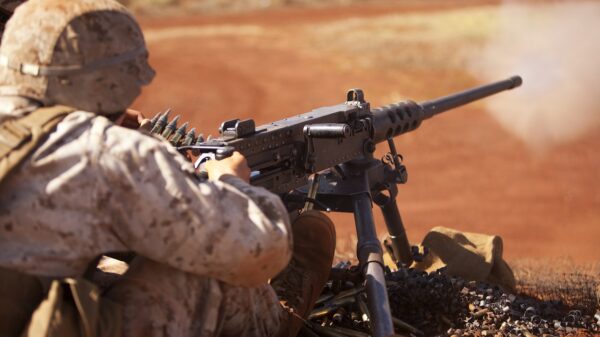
[116,109,151,130]
[204,152,251,183]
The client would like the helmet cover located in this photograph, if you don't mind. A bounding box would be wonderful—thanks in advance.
[0,0,155,114]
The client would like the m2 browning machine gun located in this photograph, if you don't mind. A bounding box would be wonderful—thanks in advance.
[149,76,522,337]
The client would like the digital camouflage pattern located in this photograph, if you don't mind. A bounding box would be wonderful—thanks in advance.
[105,258,286,337]
[0,97,292,336]
[0,0,294,335]
[0,0,154,114]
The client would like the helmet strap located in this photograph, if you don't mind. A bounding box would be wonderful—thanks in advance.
[0,45,147,77]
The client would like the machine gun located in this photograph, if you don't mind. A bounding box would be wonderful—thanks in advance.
[149,76,522,337]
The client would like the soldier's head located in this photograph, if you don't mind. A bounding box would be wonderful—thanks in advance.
[0,0,155,115]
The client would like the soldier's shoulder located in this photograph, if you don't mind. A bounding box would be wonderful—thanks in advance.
[52,110,167,157]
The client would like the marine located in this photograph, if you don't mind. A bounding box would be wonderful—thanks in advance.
[0,0,335,336]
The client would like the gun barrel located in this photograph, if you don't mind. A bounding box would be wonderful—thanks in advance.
[371,76,522,143]
[420,75,522,119]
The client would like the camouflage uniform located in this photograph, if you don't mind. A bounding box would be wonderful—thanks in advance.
[0,0,291,336]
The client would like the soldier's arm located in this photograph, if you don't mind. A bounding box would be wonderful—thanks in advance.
[97,123,292,287]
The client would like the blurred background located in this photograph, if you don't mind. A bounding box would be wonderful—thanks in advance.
[128,0,600,263]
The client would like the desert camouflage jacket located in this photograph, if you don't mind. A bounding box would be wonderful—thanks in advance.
[0,96,292,287]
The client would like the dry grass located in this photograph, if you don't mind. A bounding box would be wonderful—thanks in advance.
[335,236,599,314]
[118,0,370,14]
[512,258,600,314]
[296,6,495,73]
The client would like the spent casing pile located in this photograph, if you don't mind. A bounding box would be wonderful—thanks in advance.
[305,264,599,337]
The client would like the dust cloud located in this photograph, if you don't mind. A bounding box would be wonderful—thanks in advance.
[469,1,600,153]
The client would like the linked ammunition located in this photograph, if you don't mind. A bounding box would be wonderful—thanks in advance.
[316,293,335,306]
[149,110,164,127]
[150,109,171,135]
[182,128,196,147]
[332,307,346,323]
[356,294,370,323]
[170,122,189,146]
[309,305,339,320]
[195,133,205,145]
[192,133,205,156]
[161,115,180,139]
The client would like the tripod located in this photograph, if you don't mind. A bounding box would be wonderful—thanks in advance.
[294,138,413,337]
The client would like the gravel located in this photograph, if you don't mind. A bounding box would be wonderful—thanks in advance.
[305,265,600,337]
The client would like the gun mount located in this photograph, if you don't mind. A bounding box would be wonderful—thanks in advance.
[152,76,523,337]
[178,76,522,196]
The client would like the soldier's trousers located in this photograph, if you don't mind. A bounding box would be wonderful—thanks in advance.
[104,258,287,337]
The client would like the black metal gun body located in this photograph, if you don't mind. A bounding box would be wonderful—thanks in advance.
[185,100,371,195]
[185,76,522,198]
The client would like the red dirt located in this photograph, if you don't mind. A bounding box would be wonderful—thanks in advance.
[132,1,600,262]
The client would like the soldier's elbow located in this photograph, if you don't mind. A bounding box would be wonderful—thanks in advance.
[229,229,292,288]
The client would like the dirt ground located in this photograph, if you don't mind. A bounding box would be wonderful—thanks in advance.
[132,0,600,262]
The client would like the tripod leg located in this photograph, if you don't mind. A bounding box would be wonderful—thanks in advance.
[374,193,413,266]
[352,193,395,337]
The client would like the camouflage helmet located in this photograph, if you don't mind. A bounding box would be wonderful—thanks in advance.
[0,0,155,115]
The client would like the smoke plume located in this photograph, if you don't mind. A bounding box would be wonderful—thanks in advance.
[469,1,600,152]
